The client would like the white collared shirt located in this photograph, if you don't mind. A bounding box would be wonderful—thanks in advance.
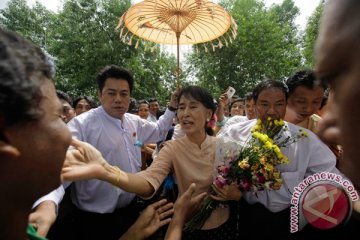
[219,120,341,212]
[35,106,175,213]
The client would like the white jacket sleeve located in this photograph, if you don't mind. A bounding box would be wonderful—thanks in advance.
[31,185,66,212]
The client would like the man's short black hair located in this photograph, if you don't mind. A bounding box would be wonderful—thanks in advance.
[253,79,289,102]
[57,90,72,105]
[286,70,327,96]
[148,98,158,104]
[96,65,134,93]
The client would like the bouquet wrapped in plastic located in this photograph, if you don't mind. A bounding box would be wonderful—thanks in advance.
[184,118,308,231]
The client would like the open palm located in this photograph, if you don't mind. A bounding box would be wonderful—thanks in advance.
[61,138,106,181]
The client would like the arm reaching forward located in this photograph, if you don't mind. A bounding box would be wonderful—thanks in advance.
[62,138,155,198]
[165,183,207,240]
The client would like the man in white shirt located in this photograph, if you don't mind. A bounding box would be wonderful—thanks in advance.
[147,98,160,122]
[285,70,343,166]
[220,80,340,238]
[284,70,325,133]
[32,65,178,239]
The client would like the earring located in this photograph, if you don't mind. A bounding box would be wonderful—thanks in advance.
[206,118,210,122]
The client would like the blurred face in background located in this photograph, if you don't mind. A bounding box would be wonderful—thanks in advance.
[230,99,245,116]
[75,99,92,115]
[286,86,324,124]
[138,103,150,119]
[245,98,257,120]
[149,101,159,116]
[60,99,76,123]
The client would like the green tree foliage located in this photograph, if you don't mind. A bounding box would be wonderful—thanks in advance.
[186,0,302,97]
[1,0,324,103]
[302,0,324,68]
[0,0,55,47]
[0,0,177,104]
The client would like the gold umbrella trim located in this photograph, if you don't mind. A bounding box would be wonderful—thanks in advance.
[116,0,237,51]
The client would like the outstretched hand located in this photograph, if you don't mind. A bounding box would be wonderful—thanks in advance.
[61,138,107,182]
[164,183,207,240]
[174,183,207,223]
[120,199,174,240]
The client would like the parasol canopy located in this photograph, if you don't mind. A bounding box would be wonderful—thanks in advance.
[117,0,237,85]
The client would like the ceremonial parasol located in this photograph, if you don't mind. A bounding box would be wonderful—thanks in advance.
[116,0,237,85]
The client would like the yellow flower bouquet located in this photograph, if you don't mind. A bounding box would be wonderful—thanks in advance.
[184,118,308,231]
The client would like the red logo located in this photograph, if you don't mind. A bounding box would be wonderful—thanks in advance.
[301,183,350,229]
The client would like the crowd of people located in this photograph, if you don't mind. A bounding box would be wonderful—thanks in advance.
[1,0,360,239]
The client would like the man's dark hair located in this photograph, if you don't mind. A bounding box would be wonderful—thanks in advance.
[128,98,138,114]
[253,79,289,102]
[229,98,244,108]
[96,65,134,93]
[73,95,98,109]
[148,98,158,104]
[0,28,52,128]
[286,70,327,96]
[244,92,254,101]
[57,90,72,105]
[137,99,149,105]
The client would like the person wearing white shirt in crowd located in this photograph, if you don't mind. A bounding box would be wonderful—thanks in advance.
[284,70,325,133]
[147,98,160,123]
[284,70,343,166]
[31,65,179,239]
[219,79,341,238]
[243,92,257,120]
[215,92,248,134]
[216,92,258,136]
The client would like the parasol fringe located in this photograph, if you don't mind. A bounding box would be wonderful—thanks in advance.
[116,15,124,30]
[119,27,125,38]
[122,30,129,43]
[218,39,223,49]
[231,28,237,39]
[128,35,133,46]
[232,18,238,30]
[116,1,239,62]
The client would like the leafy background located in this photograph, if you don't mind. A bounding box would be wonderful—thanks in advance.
[0,0,324,105]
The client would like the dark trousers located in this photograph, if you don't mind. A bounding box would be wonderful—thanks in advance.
[48,191,141,240]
